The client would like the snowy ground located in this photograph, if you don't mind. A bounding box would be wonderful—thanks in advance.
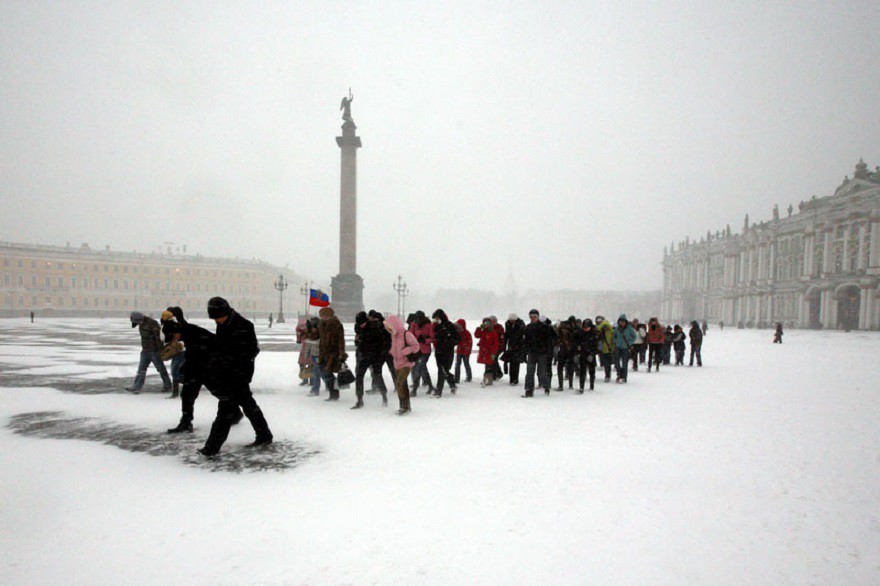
[1,318,878,585]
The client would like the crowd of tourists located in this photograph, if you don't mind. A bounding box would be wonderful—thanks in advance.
[125,299,709,457]
[294,307,708,415]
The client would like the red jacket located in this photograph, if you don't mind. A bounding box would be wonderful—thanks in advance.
[474,327,500,365]
[455,319,473,356]
[646,319,665,344]
[409,321,434,354]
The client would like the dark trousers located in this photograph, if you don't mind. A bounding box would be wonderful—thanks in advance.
[179,377,243,424]
[203,385,272,453]
[435,352,455,395]
[689,345,702,366]
[556,354,574,388]
[615,348,630,380]
[356,354,387,399]
[648,343,663,371]
[661,343,672,364]
[508,359,521,384]
[411,351,434,391]
[599,353,613,380]
[577,355,596,389]
[674,345,685,365]
[454,354,472,383]
[631,344,643,370]
[524,352,549,394]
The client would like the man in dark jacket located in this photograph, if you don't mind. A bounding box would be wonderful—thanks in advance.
[554,316,576,391]
[573,318,599,392]
[353,310,389,409]
[431,309,461,397]
[522,309,552,397]
[125,311,172,394]
[166,307,243,434]
[503,314,526,385]
[198,297,273,457]
[688,320,703,366]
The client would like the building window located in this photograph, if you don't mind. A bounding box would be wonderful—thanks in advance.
[57,277,64,287]
[71,297,76,306]
[17,276,23,286]
[113,280,118,290]
[44,277,50,287]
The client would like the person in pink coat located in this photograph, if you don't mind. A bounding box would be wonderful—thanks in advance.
[385,314,420,415]
[474,318,500,387]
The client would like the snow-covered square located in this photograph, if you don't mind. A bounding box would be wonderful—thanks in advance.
[1,319,878,584]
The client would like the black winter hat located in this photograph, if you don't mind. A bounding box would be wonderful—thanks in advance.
[368,310,384,320]
[207,297,231,318]
[582,318,593,327]
[431,309,448,321]
[528,309,540,316]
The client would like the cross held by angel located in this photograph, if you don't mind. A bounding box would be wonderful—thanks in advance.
[340,88,354,122]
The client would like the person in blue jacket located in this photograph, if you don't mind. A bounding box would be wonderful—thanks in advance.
[612,314,637,383]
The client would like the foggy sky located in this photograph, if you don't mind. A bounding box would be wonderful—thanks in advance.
[2,1,879,304]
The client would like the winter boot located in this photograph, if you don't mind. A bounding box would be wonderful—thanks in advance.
[167,382,180,399]
[351,400,364,410]
[167,418,193,434]
[246,435,273,448]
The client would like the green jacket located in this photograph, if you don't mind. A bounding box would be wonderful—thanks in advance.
[597,320,614,354]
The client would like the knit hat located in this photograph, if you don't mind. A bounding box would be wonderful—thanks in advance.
[528,309,539,316]
[318,307,335,318]
[508,313,518,321]
[207,297,231,319]
[129,311,144,328]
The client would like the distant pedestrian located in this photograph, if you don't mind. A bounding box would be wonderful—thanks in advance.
[554,317,576,391]
[30,311,34,323]
[318,306,347,401]
[672,324,686,365]
[689,320,703,366]
[645,317,664,372]
[268,313,273,328]
[431,309,460,397]
[573,318,598,392]
[503,314,526,385]
[453,319,473,384]
[630,318,647,371]
[773,322,783,344]
[125,311,172,394]
[475,318,500,387]
[595,316,614,383]
[719,320,724,331]
[701,320,708,336]
[613,314,636,383]
[385,314,420,415]
[160,308,186,399]
[522,309,552,397]
[662,325,674,365]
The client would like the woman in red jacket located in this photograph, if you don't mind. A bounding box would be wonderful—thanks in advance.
[646,317,665,372]
[454,319,473,383]
[474,318,500,387]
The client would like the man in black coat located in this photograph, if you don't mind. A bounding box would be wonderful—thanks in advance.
[431,309,460,397]
[522,309,552,397]
[503,314,526,386]
[198,297,273,457]
[165,308,243,434]
[352,310,390,409]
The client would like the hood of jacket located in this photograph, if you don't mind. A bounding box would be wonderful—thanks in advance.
[385,314,405,336]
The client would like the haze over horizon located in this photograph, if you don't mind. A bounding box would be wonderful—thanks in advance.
[2,1,878,297]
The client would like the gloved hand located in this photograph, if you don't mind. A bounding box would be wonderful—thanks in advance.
[340,352,348,362]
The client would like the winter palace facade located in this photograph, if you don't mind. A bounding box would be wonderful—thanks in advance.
[662,160,880,330]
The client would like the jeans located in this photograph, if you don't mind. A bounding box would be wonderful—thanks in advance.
[599,352,613,380]
[454,354,472,383]
[310,356,323,394]
[132,351,171,390]
[524,352,549,394]
[411,351,433,391]
[661,344,672,365]
[170,352,186,384]
[689,344,702,366]
[615,348,629,381]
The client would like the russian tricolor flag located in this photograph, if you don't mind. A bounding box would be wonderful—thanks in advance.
[309,289,330,307]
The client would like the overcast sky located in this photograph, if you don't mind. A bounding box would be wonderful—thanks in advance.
[2,1,878,300]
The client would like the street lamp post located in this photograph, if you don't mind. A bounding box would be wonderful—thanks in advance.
[392,274,409,318]
[274,274,288,324]
[299,281,311,317]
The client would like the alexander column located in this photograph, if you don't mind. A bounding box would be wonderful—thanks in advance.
[330,89,365,320]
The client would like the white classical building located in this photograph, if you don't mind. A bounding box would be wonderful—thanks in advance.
[662,160,880,330]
